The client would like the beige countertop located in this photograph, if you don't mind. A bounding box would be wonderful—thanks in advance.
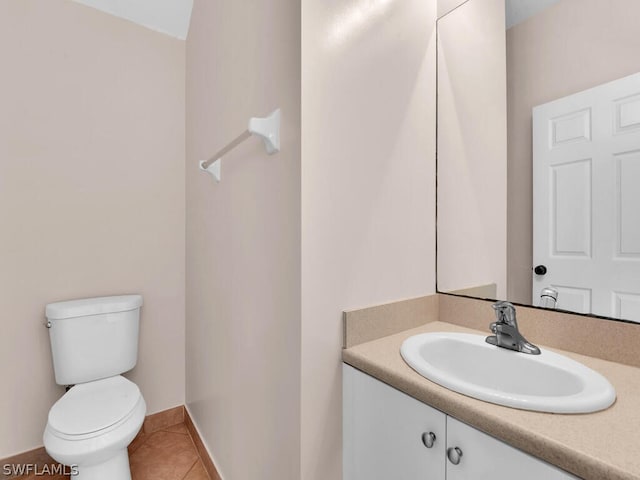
[343,321,640,480]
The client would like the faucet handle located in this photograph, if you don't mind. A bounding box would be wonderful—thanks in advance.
[492,301,517,327]
[487,301,541,355]
[492,300,513,310]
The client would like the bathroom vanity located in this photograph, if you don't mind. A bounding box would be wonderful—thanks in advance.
[344,364,577,479]
[342,320,640,480]
[343,1,640,477]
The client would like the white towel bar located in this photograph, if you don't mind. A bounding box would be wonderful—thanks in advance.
[199,109,281,182]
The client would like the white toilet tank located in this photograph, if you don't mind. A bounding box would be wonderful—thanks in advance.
[46,295,143,386]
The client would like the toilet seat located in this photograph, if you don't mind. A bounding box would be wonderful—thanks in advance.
[47,376,142,440]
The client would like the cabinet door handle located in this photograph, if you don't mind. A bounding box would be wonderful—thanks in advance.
[421,432,436,448]
[447,447,463,465]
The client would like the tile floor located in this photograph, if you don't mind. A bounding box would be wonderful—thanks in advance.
[12,422,211,480]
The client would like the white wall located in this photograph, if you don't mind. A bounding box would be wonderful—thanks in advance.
[437,0,507,297]
[301,0,438,477]
[0,0,185,458]
[185,0,301,479]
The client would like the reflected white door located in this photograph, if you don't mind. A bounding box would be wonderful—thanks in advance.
[533,72,640,322]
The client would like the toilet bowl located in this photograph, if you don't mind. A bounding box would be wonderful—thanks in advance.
[44,376,146,480]
[43,295,145,480]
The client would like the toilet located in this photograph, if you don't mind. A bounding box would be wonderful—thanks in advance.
[43,295,146,480]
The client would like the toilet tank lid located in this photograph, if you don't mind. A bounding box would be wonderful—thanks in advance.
[46,295,143,320]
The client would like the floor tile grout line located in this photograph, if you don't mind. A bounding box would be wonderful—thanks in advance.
[180,458,200,480]
[160,428,190,435]
[137,424,209,479]
[184,428,212,480]
[128,432,149,456]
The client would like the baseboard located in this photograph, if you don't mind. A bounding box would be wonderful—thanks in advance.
[127,404,186,455]
[1,447,57,479]
[141,405,184,434]
[1,405,222,480]
[184,406,223,480]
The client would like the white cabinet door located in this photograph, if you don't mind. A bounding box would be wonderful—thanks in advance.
[445,417,578,480]
[343,365,446,480]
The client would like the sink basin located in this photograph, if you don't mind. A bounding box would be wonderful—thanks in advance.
[400,332,616,413]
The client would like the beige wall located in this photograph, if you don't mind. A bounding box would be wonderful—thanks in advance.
[506,0,640,303]
[0,0,185,458]
[185,0,301,479]
[3,0,443,474]
[301,0,437,478]
[437,0,507,298]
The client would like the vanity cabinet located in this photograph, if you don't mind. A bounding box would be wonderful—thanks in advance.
[343,365,578,480]
[343,364,446,479]
[445,416,577,480]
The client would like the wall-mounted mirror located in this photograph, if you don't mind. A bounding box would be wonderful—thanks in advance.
[436,0,640,323]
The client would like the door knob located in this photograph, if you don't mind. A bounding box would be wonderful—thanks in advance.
[447,446,463,465]
[534,265,547,275]
[421,432,436,448]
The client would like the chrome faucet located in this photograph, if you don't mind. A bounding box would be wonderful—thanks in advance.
[485,301,540,355]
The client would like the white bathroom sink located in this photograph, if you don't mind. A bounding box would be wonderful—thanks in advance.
[400,332,616,413]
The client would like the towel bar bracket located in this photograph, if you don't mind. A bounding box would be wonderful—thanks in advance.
[199,159,222,182]
[199,109,281,182]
